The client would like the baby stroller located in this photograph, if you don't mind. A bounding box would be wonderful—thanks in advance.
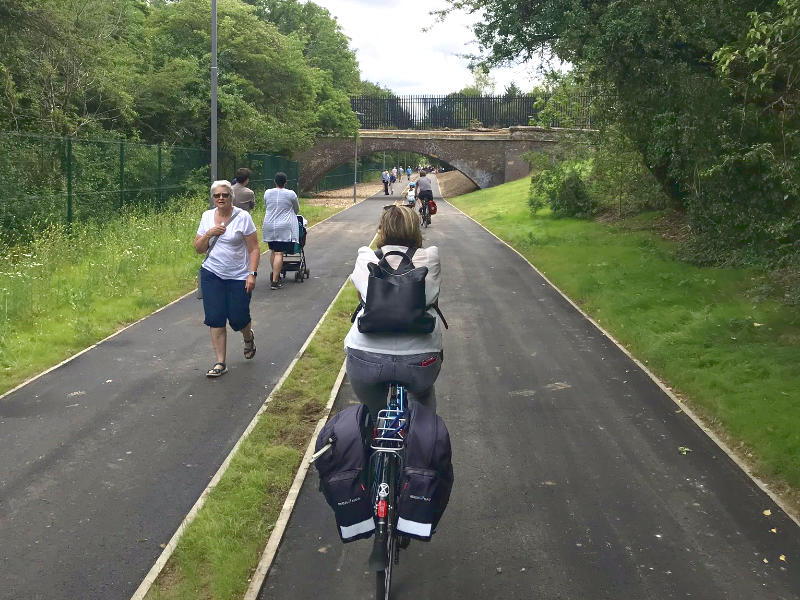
[280,215,310,282]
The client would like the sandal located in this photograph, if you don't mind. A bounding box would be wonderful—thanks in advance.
[243,330,256,359]
[206,362,228,377]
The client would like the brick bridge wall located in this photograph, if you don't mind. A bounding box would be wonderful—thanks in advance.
[294,127,570,194]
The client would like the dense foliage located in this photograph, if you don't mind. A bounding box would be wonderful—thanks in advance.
[446,0,800,265]
[0,0,361,155]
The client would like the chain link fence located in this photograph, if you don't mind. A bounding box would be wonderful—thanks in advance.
[0,132,320,248]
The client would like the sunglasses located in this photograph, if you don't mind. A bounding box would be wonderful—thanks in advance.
[213,192,230,198]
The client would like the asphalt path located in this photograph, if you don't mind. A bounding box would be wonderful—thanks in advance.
[0,190,399,600]
[260,178,800,599]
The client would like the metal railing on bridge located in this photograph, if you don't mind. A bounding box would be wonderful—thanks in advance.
[350,94,599,130]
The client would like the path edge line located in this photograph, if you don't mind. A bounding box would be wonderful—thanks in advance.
[0,198,360,403]
[129,276,352,600]
[448,199,800,529]
[243,359,347,600]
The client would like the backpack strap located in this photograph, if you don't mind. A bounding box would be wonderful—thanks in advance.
[428,301,449,329]
[374,245,417,274]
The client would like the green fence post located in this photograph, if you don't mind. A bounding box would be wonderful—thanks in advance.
[118,141,125,209]
[66,137,73,226]
[157,144,163,206]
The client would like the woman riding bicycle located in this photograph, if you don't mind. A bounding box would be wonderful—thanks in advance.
[344,205,443,420]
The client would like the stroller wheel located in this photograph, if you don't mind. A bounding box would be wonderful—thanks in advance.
[304,269,310,279]
[294,271,302,282]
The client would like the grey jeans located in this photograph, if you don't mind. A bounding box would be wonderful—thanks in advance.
[345,348,443,420]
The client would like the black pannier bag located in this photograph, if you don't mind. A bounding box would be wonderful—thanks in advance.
[314,404,375,542]
[356,247,436,334]
[396,400,454,541]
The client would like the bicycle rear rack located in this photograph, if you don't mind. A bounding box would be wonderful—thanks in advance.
[371,408,406,452]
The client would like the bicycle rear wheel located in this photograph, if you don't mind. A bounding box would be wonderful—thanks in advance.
[375,532,397,600]
[374,457,398,600]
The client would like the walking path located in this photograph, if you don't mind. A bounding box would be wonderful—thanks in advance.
[259,179,800,599]
[0,195,391,600]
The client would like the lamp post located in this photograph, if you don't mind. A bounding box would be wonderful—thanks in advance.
[353,112,363,204]
[210,0,218,198]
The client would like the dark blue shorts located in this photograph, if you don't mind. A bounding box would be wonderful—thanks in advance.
[200,268,251,330]
[268,241,296,253]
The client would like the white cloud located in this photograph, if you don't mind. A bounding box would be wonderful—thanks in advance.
[313,0,549,94]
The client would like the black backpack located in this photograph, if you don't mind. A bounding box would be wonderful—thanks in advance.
[353,247,447,334]
[314,404,375,542]
[396,400,454,541]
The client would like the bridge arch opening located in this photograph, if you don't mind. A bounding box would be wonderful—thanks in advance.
[307,149,480,194]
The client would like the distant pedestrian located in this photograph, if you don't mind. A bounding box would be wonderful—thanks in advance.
[231,167,255,212]
[381,169,390,195]
[262,172,300,289]
[391,166,398,183]
[406,166,412,179]
[194,180,259,377]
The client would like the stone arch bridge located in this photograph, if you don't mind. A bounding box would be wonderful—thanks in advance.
[295,126,572,194]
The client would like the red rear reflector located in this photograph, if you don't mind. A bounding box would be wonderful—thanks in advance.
[377,500,387,518]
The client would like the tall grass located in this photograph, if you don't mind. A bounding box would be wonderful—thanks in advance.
[0,196,341,395]
[450,178,800,498]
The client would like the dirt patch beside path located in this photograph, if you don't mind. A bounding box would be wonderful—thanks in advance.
[436,171,479,199]
[303,182,384,208]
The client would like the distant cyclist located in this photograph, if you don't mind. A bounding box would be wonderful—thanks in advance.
[406,181,416,206]
[415,169,433,218]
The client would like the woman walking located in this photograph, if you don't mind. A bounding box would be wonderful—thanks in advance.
[262,172,300,289]
[194,180,260,377]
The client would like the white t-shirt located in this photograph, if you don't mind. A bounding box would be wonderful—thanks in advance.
[344,245,443,355]
[197,208,256,280]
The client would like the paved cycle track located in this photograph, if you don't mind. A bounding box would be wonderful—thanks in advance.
[0,191,400,600]
[260,186,800,598]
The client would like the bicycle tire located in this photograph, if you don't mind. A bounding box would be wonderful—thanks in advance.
[375,458,398,600]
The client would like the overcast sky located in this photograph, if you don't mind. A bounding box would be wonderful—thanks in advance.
[312,0,547,95]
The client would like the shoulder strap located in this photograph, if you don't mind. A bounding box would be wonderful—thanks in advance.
[203,209,241,263]
[374,245,417,271]
[428,301,449,329]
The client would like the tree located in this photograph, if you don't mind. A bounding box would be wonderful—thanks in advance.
[443,0,800,262]
[244,0,361,94]
[137,0,322,154]
[0,0,146,135]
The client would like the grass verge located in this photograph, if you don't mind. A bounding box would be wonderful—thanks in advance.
[147,282,358,600]
[0,197,342,395]
[449,178,800,507]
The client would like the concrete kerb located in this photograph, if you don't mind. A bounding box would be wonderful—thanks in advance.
[129,274,354,600]
[243,360,346,600]
[243,230,379,599]
[0,197,361,404]
[448,200,800,530]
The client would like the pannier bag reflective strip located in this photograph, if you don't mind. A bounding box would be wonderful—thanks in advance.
[397,516,431,538]
[340,517,375,540]
[314,404,376,542]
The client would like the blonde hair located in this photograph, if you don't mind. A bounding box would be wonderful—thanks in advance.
[376,205,423,248]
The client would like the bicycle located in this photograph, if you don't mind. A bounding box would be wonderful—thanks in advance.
[419,199,431,228]
[367,383,409,600]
